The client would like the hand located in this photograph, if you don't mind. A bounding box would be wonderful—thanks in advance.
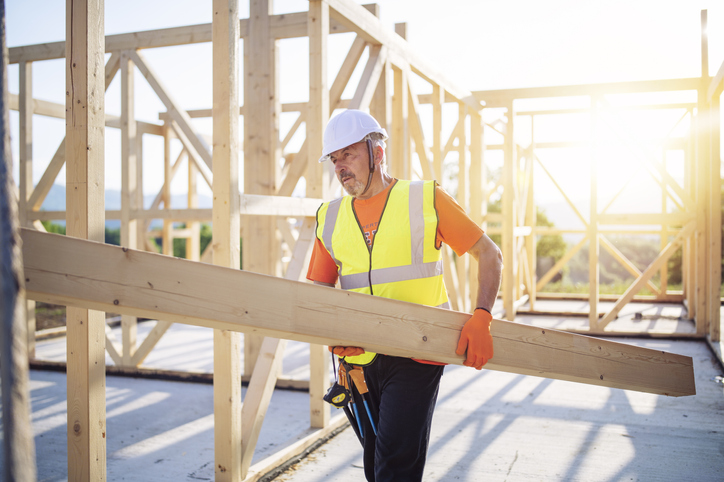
[328,346,366,357]
[455,308,494,370]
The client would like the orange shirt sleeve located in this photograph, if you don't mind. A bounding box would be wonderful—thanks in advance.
[435,185,484,256]
[306,236,340,285]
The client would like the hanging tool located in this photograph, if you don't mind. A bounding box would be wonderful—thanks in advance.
[340,359,378,437]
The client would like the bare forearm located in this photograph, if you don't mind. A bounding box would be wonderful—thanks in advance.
[468,234,503,312]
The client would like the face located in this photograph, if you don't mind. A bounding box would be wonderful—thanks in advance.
[330,141,370,197]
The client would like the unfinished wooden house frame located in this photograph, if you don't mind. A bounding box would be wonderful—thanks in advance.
[474,11,721,341]
[5,1,715,480]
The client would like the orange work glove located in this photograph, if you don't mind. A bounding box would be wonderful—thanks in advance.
[455,308,494,370]
[328,346,366,357]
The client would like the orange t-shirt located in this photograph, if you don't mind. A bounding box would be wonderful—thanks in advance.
[307,179,484,366]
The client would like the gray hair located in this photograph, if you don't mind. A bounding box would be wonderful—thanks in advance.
[363,132,387,169]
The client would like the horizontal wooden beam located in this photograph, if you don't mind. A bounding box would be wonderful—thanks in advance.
[159,101,309,121]
[8,93,163,135]
[26,194,321,222]
[598,212,695,226]
[239,194,321,217]
[21,228,695,397]
[8,6,378,63]
[476,78,702,107]
[10,23,214,63]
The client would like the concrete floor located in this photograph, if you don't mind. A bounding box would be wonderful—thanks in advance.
[2,303,724,481]
[278,338,724,481]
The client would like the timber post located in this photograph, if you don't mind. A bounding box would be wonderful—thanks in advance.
[65,0,107,479]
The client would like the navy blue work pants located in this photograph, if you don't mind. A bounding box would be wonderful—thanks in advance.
[348,355,445,482]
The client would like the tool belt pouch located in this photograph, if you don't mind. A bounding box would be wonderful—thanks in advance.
[323,382,352,408]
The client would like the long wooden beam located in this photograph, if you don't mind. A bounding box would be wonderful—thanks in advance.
[476,78,702,107]
[65,0,107,478]
[8,5,380,63]
[21,228,695,397]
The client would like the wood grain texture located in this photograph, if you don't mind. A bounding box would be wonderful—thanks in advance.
[22,229,696,397]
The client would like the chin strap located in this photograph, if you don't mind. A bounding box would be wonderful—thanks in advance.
[359,138,375,196]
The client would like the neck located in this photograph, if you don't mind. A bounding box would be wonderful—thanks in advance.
[354,170,395,200]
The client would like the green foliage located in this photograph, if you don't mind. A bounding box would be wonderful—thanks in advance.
[485,200,566,261]
[157,223,242,268]
[41,221,121,246]
[41,220,65,235]
[542,280,657,296]
[535,208,567,260]
[171,223,213,259]
[105,227,120,246]
[200,223,212,255]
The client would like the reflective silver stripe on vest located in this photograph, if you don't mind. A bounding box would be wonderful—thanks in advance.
[408,180,425,265]
[322,197,344,272]
[340,260,443,290]
[437,301,451,310]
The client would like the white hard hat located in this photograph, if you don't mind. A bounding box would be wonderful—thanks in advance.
[318,110,388,162]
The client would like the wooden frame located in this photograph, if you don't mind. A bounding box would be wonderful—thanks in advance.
[5,2,720,480]
[475,34,720,337]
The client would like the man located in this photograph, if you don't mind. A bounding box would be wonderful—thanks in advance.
[307,109,503,481]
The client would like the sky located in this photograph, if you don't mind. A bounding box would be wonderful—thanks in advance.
[5,0,724,210]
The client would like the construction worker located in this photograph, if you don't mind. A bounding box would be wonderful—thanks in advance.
[307,109,503,482]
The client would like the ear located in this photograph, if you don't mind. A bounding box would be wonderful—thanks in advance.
[373,146,384,165]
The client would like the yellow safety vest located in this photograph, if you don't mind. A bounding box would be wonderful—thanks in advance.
[315,179,450,365]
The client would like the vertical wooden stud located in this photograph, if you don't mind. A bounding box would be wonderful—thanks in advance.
[526,119,536,311]
[456,103,469,310]
[308,0,331,429]
[708,94,721,340]
[685,111,695,315]
[693,9,710,334]
[308,0,330,201]
[660,148,669,298]
[120,50,137,365]
[18,60,36,358]
[187,160,200,261]
[589,97,600,329]
[213,0,242,479]
[469,109,483,310]
[65,0,106,479]
[695,107,710,334]
[502,100,515,319]
[391,66,408,179]
[432,84,444,181]
[370,56,392,145]
[162,125,173,255]
[18,61,31,228]
[136,129,145,251]
[244,0,281,375]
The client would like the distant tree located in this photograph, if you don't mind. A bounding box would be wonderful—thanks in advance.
[667,246,682,286]
[41,220,65,235]
[200,223,212,255]
[535,208,567,260]
[485,199,566,262]
[41,221,120,246]
[104,227,120,246]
